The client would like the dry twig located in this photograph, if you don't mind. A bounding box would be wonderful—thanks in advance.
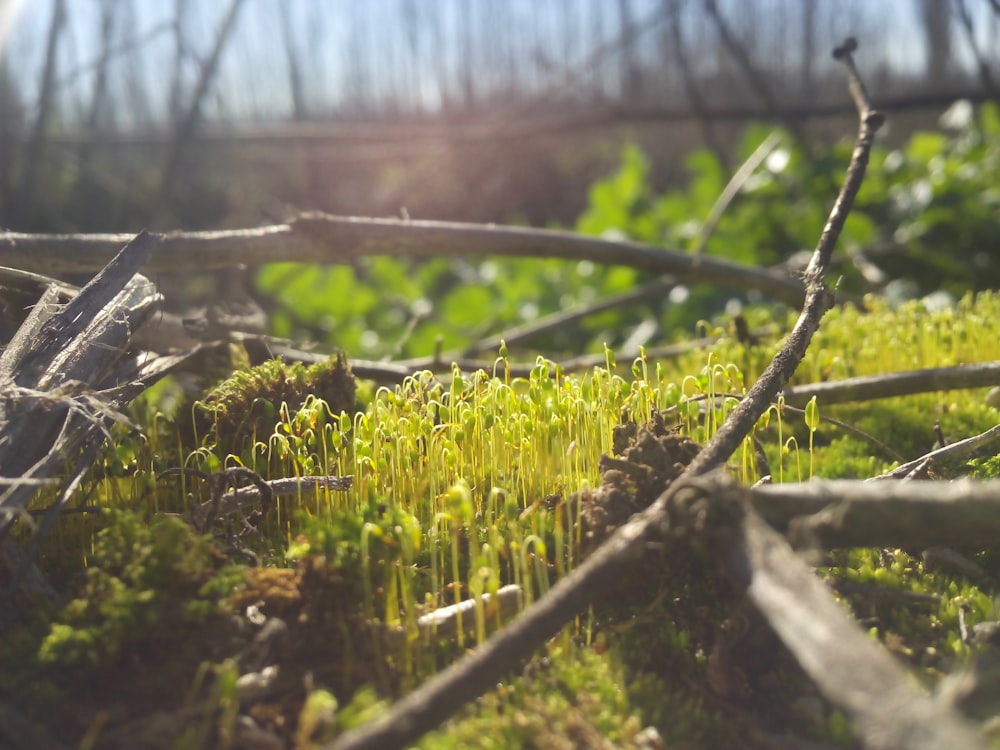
[782,360,1000,407]
[0,232,165,604]
[871,423,1000,481]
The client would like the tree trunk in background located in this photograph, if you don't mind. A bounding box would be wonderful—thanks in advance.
[922,0,952,86]
[618,0,643,101]
[0,59,21,219]
[14,0,66,227]
[801,0,816,101]
[71,0,116,230]
[153,0,247,224]
[279,1,307,121]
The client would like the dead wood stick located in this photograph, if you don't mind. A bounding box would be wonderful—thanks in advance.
[330,39,957,750]
[0,214,806,305]
[459,274,682,356]
[20,90,999,153]
[157,473,354,522]
[723,506,985,750]
[691,129,783,256]
[1,232,163,602]
[871,423,1000,481]
[782,360,1000,407]
[384,585,524,649]
[241,331,766,388]
[0,231,160,489]
[729,44,984,747]
[747,477,1000,550]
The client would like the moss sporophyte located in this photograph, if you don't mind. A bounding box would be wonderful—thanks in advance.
[8,292,1000,747]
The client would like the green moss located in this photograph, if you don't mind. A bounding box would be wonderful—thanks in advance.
[38,512,237,668]
[419,645,645,750]
[192,354,357,458]
[8,291,1000,747]
[967,453,1000,480]
[826,547,997,673]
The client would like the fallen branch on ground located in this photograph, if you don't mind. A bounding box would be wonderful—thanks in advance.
[782,360,1000,406]
[745,477,1000,550]
[720,499,984,750]
[0,214,806,305]
[871,423,1000,480]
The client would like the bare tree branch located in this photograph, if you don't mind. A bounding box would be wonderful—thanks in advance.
[460,274,680,356]
[782,360,1000,407]
[48,20,173,96]
[456,123,785,357]
[0,214,807,305]
[871,423,1000,481]
[691,130,782,256]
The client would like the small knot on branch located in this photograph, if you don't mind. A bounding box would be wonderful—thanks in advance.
[865,111,886,129]
[832,37,858,60]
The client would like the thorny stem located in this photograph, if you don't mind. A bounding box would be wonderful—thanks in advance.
[330,41,885,750]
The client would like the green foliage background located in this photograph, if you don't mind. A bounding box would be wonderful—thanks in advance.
[257,102,1000,361]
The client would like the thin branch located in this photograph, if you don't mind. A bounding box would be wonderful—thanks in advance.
[871,422,1000,481]
[667,393,907,465]
[680,38,880,477]
[460,125,786,357]
[690,130,782,256]
[776,401,905,463]
[47,20,173,97]
[460,275,680,357]
[0,214,807,305]
[157,472,353,522]
[782,360,1000,407]
[252,331,782,386]
[384,585,523,649]
[328,39,889,750]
